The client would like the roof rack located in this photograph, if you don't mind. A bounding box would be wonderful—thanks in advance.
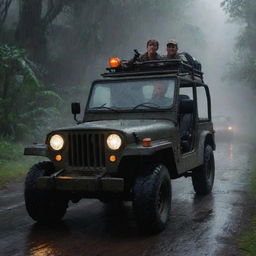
[102,59,204,81]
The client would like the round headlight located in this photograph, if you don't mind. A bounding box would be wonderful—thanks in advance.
[107,134,122,150]
[49,134,64,151]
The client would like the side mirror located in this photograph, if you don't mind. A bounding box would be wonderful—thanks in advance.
[71,102,80,115]
[179,99,194,114]
[71,102,81,123]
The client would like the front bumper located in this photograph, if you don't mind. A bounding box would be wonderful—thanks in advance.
[36,176,124,193]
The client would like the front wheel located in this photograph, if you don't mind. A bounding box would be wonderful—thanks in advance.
[24,161,68,223]
[192,145,215,195]
[133,164,171,234]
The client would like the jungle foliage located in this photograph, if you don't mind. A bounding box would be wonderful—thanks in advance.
[0,45,61,141]
[0,0,198,144]
[0,0,12,26]
[221,0,256,87]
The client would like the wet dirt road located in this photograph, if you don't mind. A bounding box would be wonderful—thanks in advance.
[0,141,253,256]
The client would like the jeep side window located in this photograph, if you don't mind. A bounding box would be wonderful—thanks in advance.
[179,87,194,101]
[196,86,209,121]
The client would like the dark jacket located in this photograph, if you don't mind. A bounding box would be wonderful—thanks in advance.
[164,53,187,61]
[151,96,172,107]
[137,52,162,61]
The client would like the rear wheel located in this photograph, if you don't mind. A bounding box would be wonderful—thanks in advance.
[192,145,215,195]
[133,164,171,234]
[25,161,68,223]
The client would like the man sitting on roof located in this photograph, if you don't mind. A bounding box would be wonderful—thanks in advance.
[126,39,161,67]
[164,40,187,61]
[137,39,162,61]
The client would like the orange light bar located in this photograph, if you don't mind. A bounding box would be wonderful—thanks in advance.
[142,138,151,147]
[109,57,121,68]
[56,154,62,161]
[109,155,117,162]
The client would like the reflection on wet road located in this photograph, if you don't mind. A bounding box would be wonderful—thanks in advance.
[0,141,253,256]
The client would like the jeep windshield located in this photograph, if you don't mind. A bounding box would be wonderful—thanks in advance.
[87,78,175,111]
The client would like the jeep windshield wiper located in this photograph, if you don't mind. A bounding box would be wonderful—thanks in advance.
[133,102,160,110]
[90,103,120,112]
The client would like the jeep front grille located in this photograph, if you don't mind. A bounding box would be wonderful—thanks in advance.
[68,133,106,167]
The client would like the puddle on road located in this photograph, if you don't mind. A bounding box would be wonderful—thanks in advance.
[192,209,213,223]
[0,142,254,256]
[0,202,25,213]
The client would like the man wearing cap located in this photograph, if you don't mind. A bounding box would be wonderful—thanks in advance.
[137,39,162,61]
[165,40,186,61]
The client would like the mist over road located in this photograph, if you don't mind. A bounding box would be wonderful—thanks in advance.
[0,140,253,256]
[0,2,255,256]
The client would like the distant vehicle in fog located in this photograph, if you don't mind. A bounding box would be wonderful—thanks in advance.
[213,116,234,141]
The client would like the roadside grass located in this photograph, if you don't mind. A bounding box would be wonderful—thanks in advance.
[251,163,256,196]
[239,156,256,256]
[0,158,41,188]
[0,139,45,189]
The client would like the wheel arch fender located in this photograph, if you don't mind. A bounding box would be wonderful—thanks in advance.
[149,147,178,179]
[24,144,49,157]
[121,145,178,179]
[197,131,215,164]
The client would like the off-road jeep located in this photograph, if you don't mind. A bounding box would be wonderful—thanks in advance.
[24,59,215,233]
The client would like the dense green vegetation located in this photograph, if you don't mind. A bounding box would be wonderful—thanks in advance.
[0,45,61,141]
[0,44,60,186]
[221,0,256,87]
[0,0,197,140]
[0,1,198,136]
[0,0,199,185]
[0,139,44,188]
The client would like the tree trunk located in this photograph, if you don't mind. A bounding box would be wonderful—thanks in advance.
[15,0,47,62]
[0,0,13,27]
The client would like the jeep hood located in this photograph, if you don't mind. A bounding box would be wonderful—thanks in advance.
[54,119,176,141]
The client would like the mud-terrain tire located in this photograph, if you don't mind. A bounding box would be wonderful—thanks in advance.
[192,145,215,195]
[24,161,68,223]
[133,164,171,234]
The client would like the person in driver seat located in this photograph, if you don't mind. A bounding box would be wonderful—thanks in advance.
[151,82,171,106]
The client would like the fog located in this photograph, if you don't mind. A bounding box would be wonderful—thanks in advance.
[116,0,253,138]
[185,0,255,137]
[2,0,254,140]
[185,0,240,110]
[76,0,255,138]
[148,0,254,138]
